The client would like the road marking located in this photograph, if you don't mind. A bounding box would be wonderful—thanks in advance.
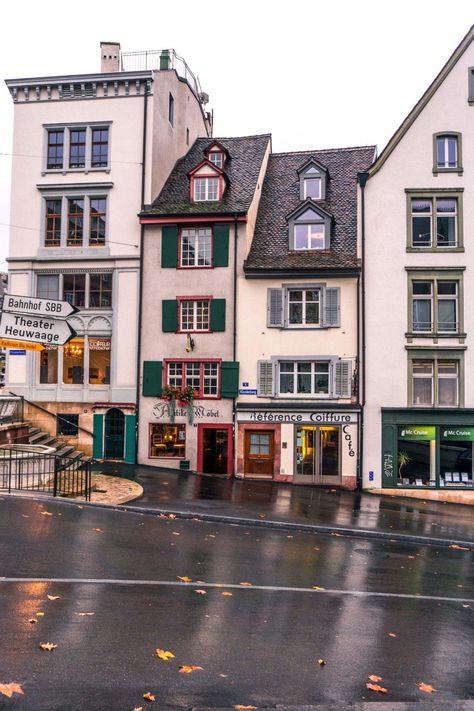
[0,578,473,604]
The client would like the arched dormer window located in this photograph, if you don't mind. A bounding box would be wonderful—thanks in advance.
[297,158,328,201]
[288,201,332,251]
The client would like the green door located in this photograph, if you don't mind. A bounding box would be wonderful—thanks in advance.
[104,408,125,459]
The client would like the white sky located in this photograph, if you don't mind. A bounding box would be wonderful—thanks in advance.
[1,0,473,269]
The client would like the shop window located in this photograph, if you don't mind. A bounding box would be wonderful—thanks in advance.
[39,346,58,384]
[89,338,111,384]
[149,423,186,458]
[397,426,436,487]
[63,339,85,384]
[440,429,473,488]
[57,414,79,436]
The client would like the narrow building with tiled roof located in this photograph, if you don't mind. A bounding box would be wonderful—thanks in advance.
[236,144,375,489]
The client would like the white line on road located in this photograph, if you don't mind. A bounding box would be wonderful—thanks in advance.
[0,578,473,604]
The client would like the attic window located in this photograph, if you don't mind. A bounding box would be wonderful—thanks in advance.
[209,151,224,168]
[288,206,331,251]
[194,177,219,201]
[304,177,321,199]
[298,160,327,201]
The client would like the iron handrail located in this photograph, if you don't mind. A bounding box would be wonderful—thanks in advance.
[8,391,95,438]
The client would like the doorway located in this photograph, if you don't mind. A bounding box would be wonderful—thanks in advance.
[197,424,233,476]
[104,408,125,459]
[244,430,274,478]
[294,426,340,484]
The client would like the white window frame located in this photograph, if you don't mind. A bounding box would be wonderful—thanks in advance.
[165,360,220,399]
[208,152,224,168]
[179,299,211,332]
[436,135,458,169]
[294,222,325,251]
[180,228,212,267]
[277,360,332,398]
[43,122,111,174]
[193,177,219,202]
[411,358,459,408]
[287,288,321,327]
[303,177,321,199]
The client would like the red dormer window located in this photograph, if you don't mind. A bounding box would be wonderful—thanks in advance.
[188,160,225,202]
[194,176,219,201]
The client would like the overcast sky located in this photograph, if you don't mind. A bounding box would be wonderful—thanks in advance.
[1,0,473,269]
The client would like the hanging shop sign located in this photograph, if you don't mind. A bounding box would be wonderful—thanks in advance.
[399,426,436,441]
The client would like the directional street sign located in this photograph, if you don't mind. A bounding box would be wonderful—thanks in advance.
[0,339,44,352]
[2,294,79,320]
[0,312,76,346]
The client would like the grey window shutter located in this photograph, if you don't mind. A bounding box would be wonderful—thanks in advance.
[267,288,284,327]
[257,360,274,397]
[324,287,340,327]
[334,360,351,398]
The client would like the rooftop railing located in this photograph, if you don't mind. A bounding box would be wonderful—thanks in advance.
[121,49,203,98]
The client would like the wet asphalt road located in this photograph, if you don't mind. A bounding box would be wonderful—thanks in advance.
[0,495,472,710]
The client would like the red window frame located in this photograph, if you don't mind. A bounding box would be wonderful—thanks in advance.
[177,295,212,333]
[207,150,225,169]
[164,358,221,399]
[190,173,223,202]
[178,225,214,270]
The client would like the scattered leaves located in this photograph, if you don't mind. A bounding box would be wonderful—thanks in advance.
[39,642,57,652]
[47,595,60,601]
[179,665,203,673]
[419,682,436,693]
[143,691,155,701]
[195,589,207,595]
[0,683,24,698]
[368,675,382,682]
[317,659,326,666]
[155,649,175,661]
[178,576,192,583]
[75,612,95,616]
[221,591,233,596]
[366,683,387,694]
[449,544,470,550]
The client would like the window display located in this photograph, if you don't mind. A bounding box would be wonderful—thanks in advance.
[150,424,186,458]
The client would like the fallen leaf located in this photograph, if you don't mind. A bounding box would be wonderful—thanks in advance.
[179,665,203,673]
[75,612,95,616]
[0,683,24,698]
[21,514,29,518]
[39,642,57,651]
[195,589,207,595]
[366,683,387,694]
[168,514,176,519]
[93,528,103,533]
[41,512,53,516]
[178,576,192,583]
[368,674,382,682]
[155,648,175,661]
[287,535,293,539]
[462,604,470,608]
[143,691,155,701]
[47,595,60,601]
[133,707,143,711]
[28,618,37,624]
[239,582,253,586]
[36,612,44,617]
[317,659,326,666]
[330,532,342,537]
[419,682,436,693]
[172,532,180,536]
[407,555,415,559]
[77,505,83,509]
[449,544,470,550]
[219,673,228,677]
[234,706,257,710]
[312,586,325,591]
[313,547,320,551]
[221,591,233,596]
[388,632,397,638]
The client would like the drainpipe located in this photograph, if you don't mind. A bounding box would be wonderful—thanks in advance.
[232,215,239,478]
[357,171,369,491]
[134,79,149,463]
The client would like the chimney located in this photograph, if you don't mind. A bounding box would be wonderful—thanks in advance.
[100,42,121,73]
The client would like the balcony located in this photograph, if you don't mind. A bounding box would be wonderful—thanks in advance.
[121,49,204,100]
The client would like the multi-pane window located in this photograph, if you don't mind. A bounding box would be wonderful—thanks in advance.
[166,361,220,398]
[410,196,458,248]
[46,130,64,169]
[411,279,458,334]
[180,228,212,267]
[89,198,107,245]
[67,199,84,246]
[193,177,219,201]
[150,423,186,458]
[436,135,458,169]
[303,177,321,199]
[209,152,223,168]
[45,199,62,246]
[69,129,86,168]
[411,359,459,407]
[37,275,60,300]
[37,273,112,309]
[180,299,210,331]
[288,289,320,326]
[294,222,325,250]
[63,274,86,308]
[45,125,110,171]
[279,361,330,396]
[89,274,112,308]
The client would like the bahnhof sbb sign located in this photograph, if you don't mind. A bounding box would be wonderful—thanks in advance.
[0,294,78,347]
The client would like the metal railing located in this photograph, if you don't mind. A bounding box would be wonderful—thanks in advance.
[0,396,24,424]
[0,446,91,500]
[121,48,203,97]
[8,392,94,439]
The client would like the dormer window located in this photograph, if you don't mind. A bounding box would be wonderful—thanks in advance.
[209,151,224,169]
[303,177,321,199]
[288,203,332,251]
[297,158,328,201]
[194,177,219,201]
[205,141,228,170]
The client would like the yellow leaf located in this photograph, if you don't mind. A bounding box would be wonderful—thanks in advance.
[40,512,53,516]
[312,586,325,591]
[366,682,387,693]
[368,674,382,682]
[317,659,326,666]
[239,582,253,586]
[179,665,203,673]
[155,648,175,661]
[419,682,436,693]
[39,642,57,651]
[143,691,155,701]
[234,706,257,709]
[36,612,44,617]
[47,595,60,601]
[75,612,95,616]
[195,589,207,595]
[221,591,233,596]
[0,683,24,698]
[178,576,192,583]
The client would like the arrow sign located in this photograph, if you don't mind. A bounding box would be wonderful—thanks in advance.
[0,312,76,346]
[0,339,45,352]
[2,294,79,320]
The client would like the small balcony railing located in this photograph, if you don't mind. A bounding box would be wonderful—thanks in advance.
[121,49,203,97]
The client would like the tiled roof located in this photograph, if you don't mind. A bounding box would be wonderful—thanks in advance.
[142,134,271,216]
[245,146,376,272]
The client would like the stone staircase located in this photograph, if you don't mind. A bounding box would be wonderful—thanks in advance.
[27,425,91,464]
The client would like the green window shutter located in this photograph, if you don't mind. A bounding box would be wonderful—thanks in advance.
[212,224,230,267]
[210,299,226,331]
[257,360,275,397]
[143,361,163,396]
[334,360,351,398]
[92,414,104,459]
[324,287,340,327]
[220,361,239,398]
[162,299,178,332]
[161,226,179,268]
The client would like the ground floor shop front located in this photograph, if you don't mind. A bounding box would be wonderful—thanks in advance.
[236,405,359,489]
[381,409,474,490]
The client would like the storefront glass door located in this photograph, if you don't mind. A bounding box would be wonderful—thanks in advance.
[295,426,340,484]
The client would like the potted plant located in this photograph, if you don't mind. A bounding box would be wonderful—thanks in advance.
[178,385,196,424]
[398,451,411,482]
[161,384,179,424]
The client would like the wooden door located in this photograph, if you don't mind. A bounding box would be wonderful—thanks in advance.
[244,430,274,477]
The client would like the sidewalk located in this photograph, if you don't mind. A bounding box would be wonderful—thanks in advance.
[93,462,474,547]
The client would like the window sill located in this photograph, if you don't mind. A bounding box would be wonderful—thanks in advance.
[405,332,466,342]
[406,246,464,252]
[41,167,111,176]
[432,168,463,176]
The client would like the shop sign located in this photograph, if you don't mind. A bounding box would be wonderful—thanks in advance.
[89,339,111,351]
[441,427,474,441]
[237,411,358,424]
[399,426,436,441]
[153,401,221,420]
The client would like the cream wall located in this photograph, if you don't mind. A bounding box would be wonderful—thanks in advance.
[363,42,474,487]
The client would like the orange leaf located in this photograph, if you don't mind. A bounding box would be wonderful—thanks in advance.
[366,683,387,694]
[39,642,57,651]
[40,512,53,516]
[143,691,155,701]
[239,582,253,586]
[368,675,382,682]
[47,595,60,601]
[93,528,103,533]
[221,591,233,596]
[178,576,192,583]
[234,706,257,709]
[0,683,24,698]
[36,612,44,617]
[449,544,470,550]
[155,648,175,661]
[179,665,203,673]
[419,682,436,693]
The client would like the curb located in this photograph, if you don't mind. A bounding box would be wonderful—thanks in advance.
[4,492,474,548]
